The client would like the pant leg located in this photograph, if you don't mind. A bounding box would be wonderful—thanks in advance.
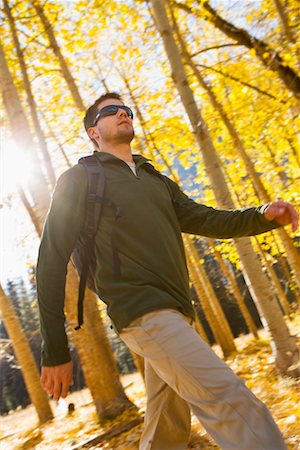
[120,309,287,450]
[139,359,191,450]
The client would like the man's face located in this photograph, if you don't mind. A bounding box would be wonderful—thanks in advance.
[88,98,134,146]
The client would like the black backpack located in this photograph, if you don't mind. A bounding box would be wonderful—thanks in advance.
[71,154,105,330]
[71,153,173,330]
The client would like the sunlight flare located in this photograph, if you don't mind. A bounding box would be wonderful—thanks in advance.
[1,139,35,196]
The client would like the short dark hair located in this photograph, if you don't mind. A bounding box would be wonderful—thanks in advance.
[84,92,123,148]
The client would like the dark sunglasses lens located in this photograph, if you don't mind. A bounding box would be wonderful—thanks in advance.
[100,106,119,117]
[101,106,133,119]
[103,105,133,118]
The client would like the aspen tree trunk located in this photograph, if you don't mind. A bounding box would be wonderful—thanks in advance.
[31,0,85,112]
[273,0,296,43]
[185,236,236,349]
[3,0,56,189]
[186,243,235,356]
[18,187,41,237]
[39,110,73,168]
[171,12,300,291]
[270,231,298,285]
[173,0,300,97]
[262,146,290,185]
[0,285,53,424]
[65,267,135,418]
[0,41,50,230]
[256,244,291,317]
[151,0,300,377]
[208,239,259,339]
[266,259,291,316]
[193,311,209,344]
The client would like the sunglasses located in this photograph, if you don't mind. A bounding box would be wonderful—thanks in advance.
[93,105,134,126]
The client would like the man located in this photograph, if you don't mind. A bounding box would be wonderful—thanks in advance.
[37,92,298,450]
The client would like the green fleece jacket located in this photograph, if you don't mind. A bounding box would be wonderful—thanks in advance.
[37,151,278,366]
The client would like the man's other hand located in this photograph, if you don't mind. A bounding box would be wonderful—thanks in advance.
[41,361,73,401]
[264,200,299,232]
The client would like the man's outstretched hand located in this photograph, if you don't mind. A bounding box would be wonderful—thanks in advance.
[41,361,73,401]
[264,200,299,232]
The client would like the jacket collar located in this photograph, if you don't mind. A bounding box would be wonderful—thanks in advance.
[93,150,151,168]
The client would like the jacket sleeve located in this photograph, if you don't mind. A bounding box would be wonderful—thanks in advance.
[36,165,87,366]
[165,177,279,238]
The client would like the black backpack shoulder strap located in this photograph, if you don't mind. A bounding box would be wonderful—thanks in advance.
[74,153,105,330]
[79,154,106,238]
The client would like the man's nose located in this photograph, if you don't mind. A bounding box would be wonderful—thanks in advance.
[117,108,129,118]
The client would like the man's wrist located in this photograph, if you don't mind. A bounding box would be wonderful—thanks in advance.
[41,349,71,367]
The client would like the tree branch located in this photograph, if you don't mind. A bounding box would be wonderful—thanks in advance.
[196,63,285,102]
[173,0,300,97]
[191,43,242,57]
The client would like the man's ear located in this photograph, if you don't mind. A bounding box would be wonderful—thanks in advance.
[88,126,100,141]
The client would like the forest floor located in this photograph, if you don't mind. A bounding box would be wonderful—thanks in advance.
[0,314,299,450]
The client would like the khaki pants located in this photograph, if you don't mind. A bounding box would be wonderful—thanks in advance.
[120,309,286,450]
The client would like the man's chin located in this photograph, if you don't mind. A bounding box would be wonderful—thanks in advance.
[117,129,135,143]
